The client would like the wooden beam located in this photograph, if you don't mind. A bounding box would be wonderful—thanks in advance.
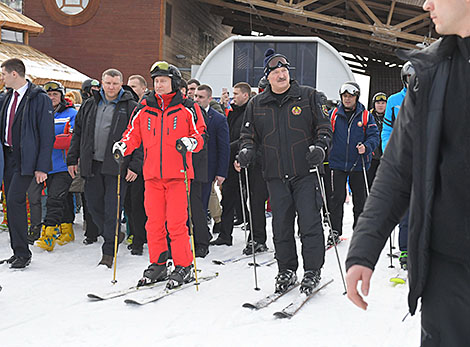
[349,2,372,25]
[386,0,396,26]
[293,0,320,9]
[353,0,383,26]
[393,12,429,30]
[232,0,433,43]
[315,0,343,14]
[404,20,430,34]
[365,0,422,17]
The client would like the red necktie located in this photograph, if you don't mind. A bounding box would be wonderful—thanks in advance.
[7,91,19,146]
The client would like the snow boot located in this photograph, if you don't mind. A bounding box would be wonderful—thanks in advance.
[399,251,408,270]
[35,225,60,251]
[137,263,170,286]
[326,230,340,248]
[27,224,42,245]
[300,270,321,295]
[98,254,114,268]
[275,269,297,293]
[242,240,268,255]
[57,223,74,245]
[166,265,194,289]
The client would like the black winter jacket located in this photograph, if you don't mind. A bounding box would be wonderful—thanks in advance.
[239,80,332,180]
[67,89,142,177]
[346,36,458,315]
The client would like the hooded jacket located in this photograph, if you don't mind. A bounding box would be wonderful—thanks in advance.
[50,98,76,174]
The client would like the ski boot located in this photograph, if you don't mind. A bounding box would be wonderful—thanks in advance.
[275,269,297,293]
[399,251,408,270]
[326,230,340,248]
[166,265,194,289]
[35,225,60,251]
[137,263,170,287]
[242,240,268,255]
[300,270,321,295]
[27,224,42,245]
[57,223,74,245]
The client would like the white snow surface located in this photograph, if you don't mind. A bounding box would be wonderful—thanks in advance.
[0,204,420,347]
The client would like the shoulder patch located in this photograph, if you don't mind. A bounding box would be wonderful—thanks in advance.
[321,105,329,117]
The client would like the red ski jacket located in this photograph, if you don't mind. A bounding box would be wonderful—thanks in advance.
[121,90,206,180]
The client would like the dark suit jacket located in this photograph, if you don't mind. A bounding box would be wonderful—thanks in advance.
[206,107,230,180]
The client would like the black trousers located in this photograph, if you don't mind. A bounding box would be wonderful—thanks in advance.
[421,252,470,346]
[267,175,324,272]
[84,161,127,256]
[330,169,367,235]
[190,180,211,248]
[27,180,43,227]
[367,158,380,190]
[82,192,100,239]
[44,171,74,226]
[124,174,147,248]
[4,148,33,258]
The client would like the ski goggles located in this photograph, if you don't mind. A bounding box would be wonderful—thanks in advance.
[44,81,63,92]
[373,93,387,102]
[150,61,170,75]
[89,79,100,87]
[339,84,360,96]
[267,55,290,69]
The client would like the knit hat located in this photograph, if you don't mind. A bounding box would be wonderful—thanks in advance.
[263,48,289,77]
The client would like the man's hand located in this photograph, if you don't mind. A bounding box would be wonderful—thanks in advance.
[356,143,366,155]
[305,145,325,167]
[220,90,230,108]
[215,175,225,186]
[112,141,127,159]
[34,171,47,184]
[126,169,138,182]
[238,148,254,168]
[233,160,241,173]
[346,265,374,310]
[68,165,78,179]
[176,137,198,154]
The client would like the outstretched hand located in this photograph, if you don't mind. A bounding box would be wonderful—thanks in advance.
[346,265,373,310]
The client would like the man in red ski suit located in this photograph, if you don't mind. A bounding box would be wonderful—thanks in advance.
[113,61,206,288]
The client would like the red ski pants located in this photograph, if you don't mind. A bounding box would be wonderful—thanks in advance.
[144,178,193,267]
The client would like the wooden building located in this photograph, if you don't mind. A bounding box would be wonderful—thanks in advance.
[24,0,233,84]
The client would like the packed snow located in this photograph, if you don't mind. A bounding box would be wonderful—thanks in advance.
[0,203,420,347]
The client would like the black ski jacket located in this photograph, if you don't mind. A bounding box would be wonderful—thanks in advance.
[67,89,142,177]
[346,36,458,315]
[239,80,332,180]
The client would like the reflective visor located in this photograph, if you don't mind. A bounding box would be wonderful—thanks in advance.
[374,94,387,102]
[150,61,170,74]
[90,79,100,87]
[267,56,290,69]
[339,84,359,96]
[44,81,61,92]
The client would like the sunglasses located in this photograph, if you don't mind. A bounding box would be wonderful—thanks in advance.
[268,56,290,69]
[150,61,170,74]
[340,84,359,96]
[44,81,62,92]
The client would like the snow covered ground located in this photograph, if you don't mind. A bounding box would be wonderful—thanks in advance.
[0,203,419,347]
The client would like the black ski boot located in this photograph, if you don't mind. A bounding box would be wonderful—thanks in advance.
[275,269,297,293]
[27,224,42,245]
[167,265,194,289]
[399,251,408,270]
[242,240,268,255]
[326,230,340,248]
[300,270,321,295]
[137,263,169,287]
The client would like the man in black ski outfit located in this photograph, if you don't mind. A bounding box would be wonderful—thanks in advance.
[346,0,470,345]
[239,49,332,294]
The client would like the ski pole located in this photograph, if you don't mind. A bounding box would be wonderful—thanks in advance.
[238,171,248,243]
[312,166,347,294]
[358,143,370,197]
[388,235,395,268]
[243,166,260,291]
[111,151,123,285]
[176,140,200,291]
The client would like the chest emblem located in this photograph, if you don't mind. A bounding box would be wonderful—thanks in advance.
[357,121,363,128]
[291,106,302,116]
[321,105,329,117]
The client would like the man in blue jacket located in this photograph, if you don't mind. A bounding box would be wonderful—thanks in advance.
[328,81,379,246]
[194,84,230,257]
[35,81,77,251]
[0,58,55,269]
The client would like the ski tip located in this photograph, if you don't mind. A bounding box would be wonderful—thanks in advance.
[211,260,225,265]
[242,303,257,310]
[273,311,292,319]
[390,277,406,285]
[124,299,141,305]
[87,294,103,300]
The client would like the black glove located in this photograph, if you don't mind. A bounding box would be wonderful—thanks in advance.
[238,148,254,168]
[306,145,325,168]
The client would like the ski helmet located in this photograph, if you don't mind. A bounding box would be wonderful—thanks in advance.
[339,81,360,98]
[44,80,65,95]
[372,92,387,103]
[150,61,182,93]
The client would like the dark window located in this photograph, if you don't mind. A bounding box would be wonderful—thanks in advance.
[233,41,318,88]
[165,3,172,36]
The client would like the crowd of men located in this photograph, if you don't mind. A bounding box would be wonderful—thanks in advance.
[1,0,469,343]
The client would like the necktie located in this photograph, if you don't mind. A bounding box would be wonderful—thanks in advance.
[7,91,19,146]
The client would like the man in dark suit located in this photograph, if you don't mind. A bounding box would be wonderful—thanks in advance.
[0,58,55,269]
[194,84,230,257]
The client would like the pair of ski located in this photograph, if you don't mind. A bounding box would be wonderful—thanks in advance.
[87,273,218,305]
[325,237,347,251]
[243,279,333,319]
[211,250,274,266]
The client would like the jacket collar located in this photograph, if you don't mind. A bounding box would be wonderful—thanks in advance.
[257,80,301,105]
[336,101,366,118]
